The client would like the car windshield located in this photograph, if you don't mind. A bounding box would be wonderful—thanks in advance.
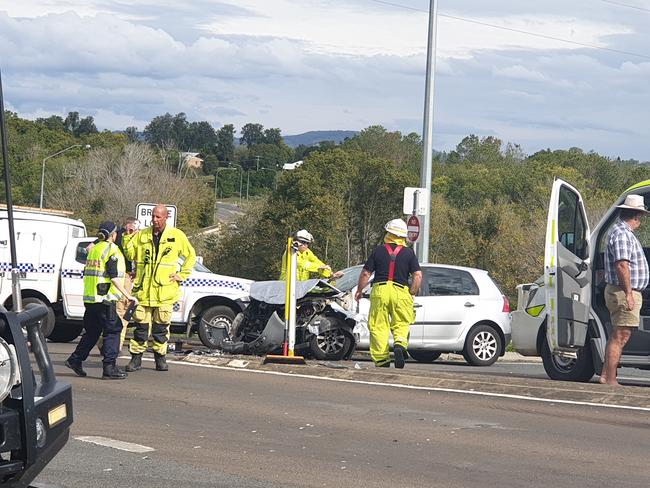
[335,265,363,292]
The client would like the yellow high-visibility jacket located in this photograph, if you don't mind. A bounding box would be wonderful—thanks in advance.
[123,226,196,306]
[280,248,332,281]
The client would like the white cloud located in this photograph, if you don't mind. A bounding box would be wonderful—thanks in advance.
[0,0,647,160]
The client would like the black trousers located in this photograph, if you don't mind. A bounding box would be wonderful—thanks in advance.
[69,302,121,365]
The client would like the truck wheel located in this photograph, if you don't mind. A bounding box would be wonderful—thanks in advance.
[21,297,56,337]
[198,305,236,349]
[48,321,84,343]
[309,329,351,360]
[541,336,594,382]
[462,324,502,366]
[408,350,442,363]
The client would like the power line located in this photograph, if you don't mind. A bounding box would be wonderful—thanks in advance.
[366,0,650,61]
[600,0,650,13]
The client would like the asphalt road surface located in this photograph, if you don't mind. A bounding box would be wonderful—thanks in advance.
[34,342,650,487]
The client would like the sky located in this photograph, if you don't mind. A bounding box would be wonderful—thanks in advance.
[0,0,649,160]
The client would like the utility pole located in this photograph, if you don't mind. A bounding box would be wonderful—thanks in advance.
[417,0,439,264]
[255,155,260,170]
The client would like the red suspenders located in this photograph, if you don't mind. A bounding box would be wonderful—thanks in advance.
[384,244,403,282]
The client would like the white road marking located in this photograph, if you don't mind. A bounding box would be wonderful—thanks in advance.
[75,436,155,453]
[156,357,650,413]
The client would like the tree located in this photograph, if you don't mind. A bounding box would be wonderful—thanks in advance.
[76,116,98,136]
[64,112,80,134]
[187,121,217,152]
[144,113,175,148]
[125,126,139,143]
[36,115,65,132]
[215,124,235,164]
[263,128,283,146]
[240,123,264,148]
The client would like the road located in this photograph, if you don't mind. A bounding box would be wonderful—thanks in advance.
[34,342,650,487]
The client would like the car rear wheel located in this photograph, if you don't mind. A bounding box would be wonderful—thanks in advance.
[463,324,502,366]
[541,335,594,382]
[407,350,442,363]
[198,305,236,349]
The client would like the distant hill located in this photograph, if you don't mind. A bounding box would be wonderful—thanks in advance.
[282,130,358,148]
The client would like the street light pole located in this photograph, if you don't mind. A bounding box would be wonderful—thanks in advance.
[417,0,439,264]
[39,144,90,209]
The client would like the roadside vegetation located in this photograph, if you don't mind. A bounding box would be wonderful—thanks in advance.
[2,110,648,303]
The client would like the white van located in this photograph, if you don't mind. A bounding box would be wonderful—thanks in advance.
[0,206,252,345]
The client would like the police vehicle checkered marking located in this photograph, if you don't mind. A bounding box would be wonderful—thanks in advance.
[60,269,84,278]
[181,278,247,291]
[0,262,56,273]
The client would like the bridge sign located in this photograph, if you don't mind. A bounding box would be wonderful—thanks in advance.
[136,203,177,228]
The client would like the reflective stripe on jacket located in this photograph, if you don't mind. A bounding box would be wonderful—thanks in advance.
[83,241,125,303]
[123,226,196,306]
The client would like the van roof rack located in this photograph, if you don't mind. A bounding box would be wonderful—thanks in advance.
[0,204,74,217]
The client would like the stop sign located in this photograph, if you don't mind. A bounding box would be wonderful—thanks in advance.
[407,215,420,243]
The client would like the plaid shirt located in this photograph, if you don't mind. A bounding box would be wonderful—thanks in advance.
[605,218,649,290]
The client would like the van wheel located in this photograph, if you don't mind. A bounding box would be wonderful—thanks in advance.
[462,324,502,366]
[48,321,84,343]
[541,336,594,382]
[198,306,236,348]
[21,297,56,337]
[408,350,442,363]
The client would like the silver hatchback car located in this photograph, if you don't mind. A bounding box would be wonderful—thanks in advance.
[335,264,511,366]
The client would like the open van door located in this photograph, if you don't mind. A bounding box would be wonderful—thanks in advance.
[60,237,95,319]
[545,179,591,354]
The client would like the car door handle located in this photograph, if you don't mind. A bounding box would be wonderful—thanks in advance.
[464,302,475,307]
[67,272,83,277]
[413,303,423,308]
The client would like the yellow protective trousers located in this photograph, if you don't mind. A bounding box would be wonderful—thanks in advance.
[368,282,415,366]
[129,304,172,355]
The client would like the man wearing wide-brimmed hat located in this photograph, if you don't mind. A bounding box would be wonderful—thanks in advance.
[601,194,650,385]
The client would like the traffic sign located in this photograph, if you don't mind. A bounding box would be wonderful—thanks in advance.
[403,187,428,215]
[407,215,420,243]
[136,203,177,228]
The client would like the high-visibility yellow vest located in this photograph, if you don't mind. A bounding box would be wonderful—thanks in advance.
[82,241,125,303]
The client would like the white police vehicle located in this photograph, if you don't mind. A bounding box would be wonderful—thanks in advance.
[0,206,251,346]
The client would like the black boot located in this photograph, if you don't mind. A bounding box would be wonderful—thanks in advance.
[125,353,142,372]
[394,345,406,369]
[64,359,87,377]
[102,364,127,380]
[154,352,168,371]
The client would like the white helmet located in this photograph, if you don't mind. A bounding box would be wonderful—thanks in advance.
[295,229,314,244]
[384,218,408,237]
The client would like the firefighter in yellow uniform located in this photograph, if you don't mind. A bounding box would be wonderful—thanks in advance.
[355,219,422,368]
[280,229,343,281]
[122,204,196,372]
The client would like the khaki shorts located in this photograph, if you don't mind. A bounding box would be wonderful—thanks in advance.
[604,284,642,328]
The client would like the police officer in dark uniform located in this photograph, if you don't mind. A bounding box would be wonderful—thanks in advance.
[355,219,422,368]
[65,221,137,379]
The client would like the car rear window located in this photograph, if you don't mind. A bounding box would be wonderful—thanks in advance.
[422,267,479,296]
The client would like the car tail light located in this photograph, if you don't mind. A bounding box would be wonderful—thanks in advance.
[502,295,510,313]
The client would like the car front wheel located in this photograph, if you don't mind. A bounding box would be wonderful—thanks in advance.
[198,305,236,349]
[309,329,351,360]
[463,324,502,366]
[540,335,594,382]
